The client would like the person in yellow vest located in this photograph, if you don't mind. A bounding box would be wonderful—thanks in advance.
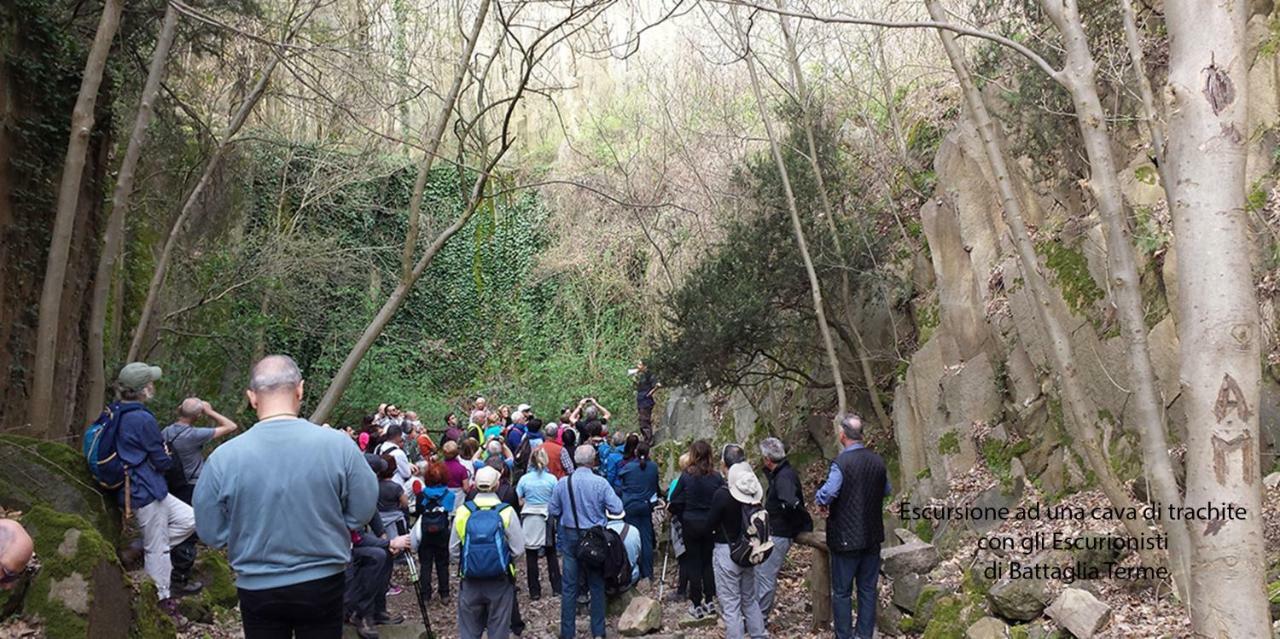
[450,466,525,639]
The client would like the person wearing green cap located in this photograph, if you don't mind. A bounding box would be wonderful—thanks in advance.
[114,361,199,614]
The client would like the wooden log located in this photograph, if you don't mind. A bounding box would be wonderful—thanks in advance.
[796,531,832,631]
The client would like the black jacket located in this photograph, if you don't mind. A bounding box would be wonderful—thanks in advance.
[669,471,724,540]
[827,448,887,552]
[707,486,743,544]
[764,460,812,539]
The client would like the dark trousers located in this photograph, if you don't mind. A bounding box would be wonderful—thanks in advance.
[624,512,655,580]
[526,547,562,598]
[419,535,451,598]
[169,484,197,584]
[637,404,654,443]
[679,536,714,606]
[831,547,881,639]
[238,572,344,639]
[345,547,392,620]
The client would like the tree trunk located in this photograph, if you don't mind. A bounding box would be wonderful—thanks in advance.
[1041,0,1191,600]
[85,4,179,423]
[1165,0,1271,633]
[126,4,319,362]
[29,0,124,434]
[732,5,847,424]
[400,0,492,281]
[776,0,891,431]
[924,0,1156,564]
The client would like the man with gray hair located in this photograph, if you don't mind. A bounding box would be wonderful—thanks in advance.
[815,415,890,639]
[548,444,624,639]
[755,437,812,621]
[195,355,378,639]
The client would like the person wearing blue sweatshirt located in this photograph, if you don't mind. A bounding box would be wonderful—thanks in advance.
[114,362,198,614]
[195,355,378,639]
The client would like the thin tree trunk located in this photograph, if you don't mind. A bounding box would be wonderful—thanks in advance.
[85,4,179,424]
[1165,0,1271,633]
[731,5,847,422]
[776,0,889,429]
[126,4,318,362]
[1041,0,1191,600]
[924,0,1155,564]
[1119,0,1166,169]
[400,0,492,281]
[29,0,124,434]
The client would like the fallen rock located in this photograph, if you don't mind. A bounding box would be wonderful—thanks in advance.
[676,613,717,629]
[966,616,1011,639]
[968,478,1024,534]
[881,540,941,578]
[1071,532,1127,573]
[1045,587,1111,638]
[892,573,926,612]
[877,598,908,636]
[619,595,662,636]
[987,578,1048,622]
[607,588,640,617]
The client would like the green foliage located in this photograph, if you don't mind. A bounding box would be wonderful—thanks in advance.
[937,430,960,455]
[1039,240,1104,316]
[914,299,940,344]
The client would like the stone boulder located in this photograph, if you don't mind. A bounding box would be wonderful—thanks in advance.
[987,578,1048,622]
[968,478,1024,534]
[967,616,1011,639]
[0,436,120,542]
[619,595,662,636]
[881,539,941,578]
[1045,587,1111,638]
[608,588,640,617]
[892,573,926,613]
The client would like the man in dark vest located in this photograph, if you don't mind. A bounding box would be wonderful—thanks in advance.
[814,414,890,639]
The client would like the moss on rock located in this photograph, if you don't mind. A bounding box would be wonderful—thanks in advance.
[920,593,985,639]
[129,581,176,639]
[20,506,123,638]
[1038,240,1104,317]
[196,552,238,609]
[0,436,120,543]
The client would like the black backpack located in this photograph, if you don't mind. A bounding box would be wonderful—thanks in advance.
[567,475,610,569]
[162,428,190,493]
[727,502,775,567]
[419,491,449,535]
[603,524,633,595]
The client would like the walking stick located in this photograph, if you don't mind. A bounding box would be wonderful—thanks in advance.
[404,548,436,639]
[658,542,670,600]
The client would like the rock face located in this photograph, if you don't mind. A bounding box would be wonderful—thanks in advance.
[966,616,1011,639]
[880,539,940,578]
[987,578,1048,622]
[891,572,926,612]
[0,436,120,542]
[1045,587,1111,639]
[618,595,662,636]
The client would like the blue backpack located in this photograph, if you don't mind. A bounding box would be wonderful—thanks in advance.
[460,502,513,579]
[83,403,141,490]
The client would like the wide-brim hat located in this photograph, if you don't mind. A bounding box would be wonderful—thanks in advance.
[607,510,625,521]
[727,462,763,504]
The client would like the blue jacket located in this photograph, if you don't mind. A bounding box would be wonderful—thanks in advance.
[418,484,455,513]
[506,424,529,452]
[116,403,171,509]
[616,458,660,517]
[597,443,624,488]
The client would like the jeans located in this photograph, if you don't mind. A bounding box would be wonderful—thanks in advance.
[712,544,767,639]
[831,547,881,639]
[624,511,655,580]
[345,546,392,620]
[419,534,451,598]
[239,572,344,639]
[679,536,715,606]
[135,494,196,599]
[457,578,515,639]
[754,536,793,618]
[527,547,562,598]
[558,527,606,638]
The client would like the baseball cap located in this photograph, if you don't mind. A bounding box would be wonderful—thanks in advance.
[475,466,501,491]
[117,362,162,392]
[516,404,532,414]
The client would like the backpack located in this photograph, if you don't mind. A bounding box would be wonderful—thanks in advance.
[161,427,190,493]
[727,502,775,567]
[460,501,513,579]
[419,490,450,535]
[603,525,634,595]
[83,403,141,491]
[567,475,609,569]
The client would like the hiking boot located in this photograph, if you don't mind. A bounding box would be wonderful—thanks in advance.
[171,579,204,596]
[687,603,705,620]
[354,616,380,639]
[703,600,718,616]
[373,611,404,625]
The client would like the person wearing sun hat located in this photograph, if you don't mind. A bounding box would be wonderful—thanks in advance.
[114,361,200,614]
[605,509,642,589]
[706,447,769,639]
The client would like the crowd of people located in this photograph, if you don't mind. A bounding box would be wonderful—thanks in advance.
[19,354,893,639]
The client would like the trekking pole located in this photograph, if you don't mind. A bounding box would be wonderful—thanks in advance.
[658,543,670,601]
[403,548,435,639]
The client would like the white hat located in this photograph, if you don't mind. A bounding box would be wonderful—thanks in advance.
[607,510,625,521]
[475,466,501,492]
[727,462,763,504]
[517,404,532,414]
